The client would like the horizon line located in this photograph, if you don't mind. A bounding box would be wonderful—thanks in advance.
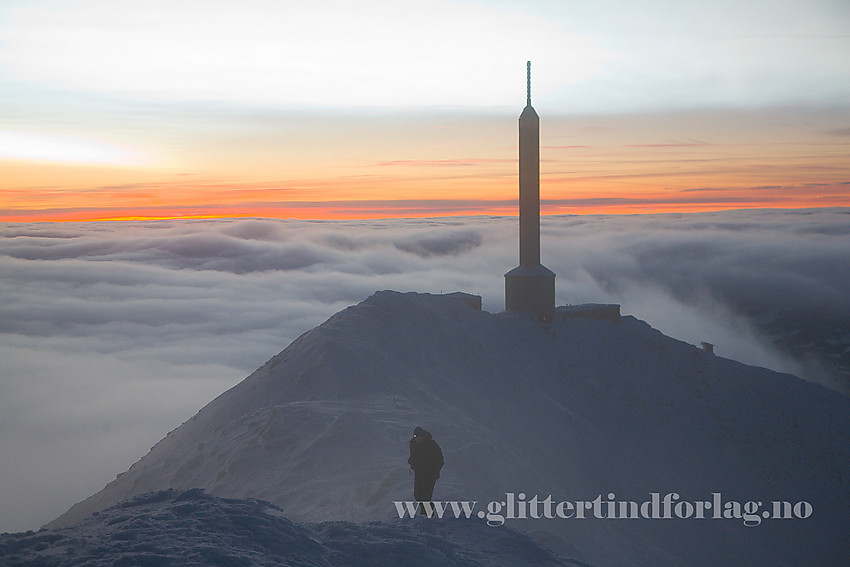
[2,203,847,224]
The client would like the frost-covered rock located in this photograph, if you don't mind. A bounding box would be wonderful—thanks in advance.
[3,489,578,566]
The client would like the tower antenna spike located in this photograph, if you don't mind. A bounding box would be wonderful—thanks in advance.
[526,60,531,106]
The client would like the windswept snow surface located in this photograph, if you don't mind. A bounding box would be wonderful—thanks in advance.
[2,489,580,567]
[50,291,849,566]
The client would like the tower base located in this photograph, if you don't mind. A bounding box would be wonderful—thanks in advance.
[505,264,555,319]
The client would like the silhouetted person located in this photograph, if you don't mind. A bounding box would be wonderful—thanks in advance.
[408,426,444,517]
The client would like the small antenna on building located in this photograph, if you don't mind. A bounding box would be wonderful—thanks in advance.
[526,60,532,106]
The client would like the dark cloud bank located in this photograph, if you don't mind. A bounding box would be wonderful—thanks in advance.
[1,208,848,532]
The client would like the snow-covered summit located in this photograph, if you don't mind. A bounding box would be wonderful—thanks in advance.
[49,291,849,566]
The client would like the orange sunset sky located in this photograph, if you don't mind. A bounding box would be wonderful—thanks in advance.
[1,0,849,221]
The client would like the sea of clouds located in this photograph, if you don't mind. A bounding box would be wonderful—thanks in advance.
[1,208,848,533]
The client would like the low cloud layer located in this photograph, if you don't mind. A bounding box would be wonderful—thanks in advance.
[1,208,848,532]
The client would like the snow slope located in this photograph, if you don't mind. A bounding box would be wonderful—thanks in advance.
[49,291,849,566]
[3,489,581,566]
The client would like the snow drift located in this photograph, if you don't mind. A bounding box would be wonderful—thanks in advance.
[3,489,577,567]
[48,291,849,566]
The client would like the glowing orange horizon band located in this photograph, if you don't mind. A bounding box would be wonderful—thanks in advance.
[2,198,845,223]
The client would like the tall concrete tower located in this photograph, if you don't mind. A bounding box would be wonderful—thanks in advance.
[505,61,555,318]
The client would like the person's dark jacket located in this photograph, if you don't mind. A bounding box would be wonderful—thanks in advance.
[408,430,444,479]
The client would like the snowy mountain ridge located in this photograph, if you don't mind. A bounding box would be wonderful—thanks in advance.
[47,291,849,566]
